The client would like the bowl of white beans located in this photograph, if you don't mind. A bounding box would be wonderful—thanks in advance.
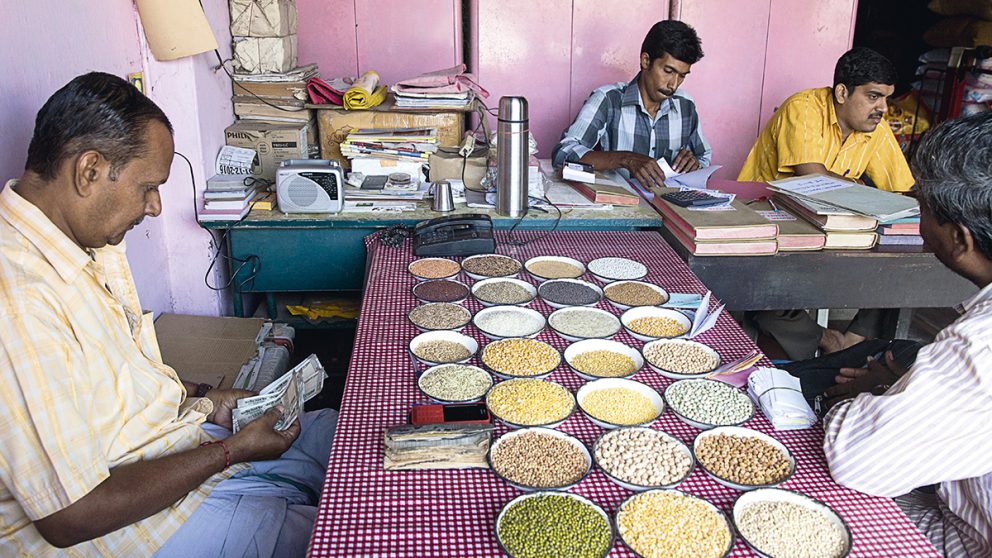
[732,488,852,558]
[593,427,694,491]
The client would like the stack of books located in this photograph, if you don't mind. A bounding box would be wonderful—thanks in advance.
[650,187,780,256]
[877,218,923,246]
[200,175,268,222]
[231,64,318,124]
[340,128,438,181]
[392,89,473,109]
[768,175,920,250]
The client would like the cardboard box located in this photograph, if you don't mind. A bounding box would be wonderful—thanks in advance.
[233,34,297,74]
[230,0,297,37]
[225,119,318,179]
[314,98,465,168]
[155,313,265,389]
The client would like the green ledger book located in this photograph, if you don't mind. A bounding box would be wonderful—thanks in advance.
[768,174,919,222]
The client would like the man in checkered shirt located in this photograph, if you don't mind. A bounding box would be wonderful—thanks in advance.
[552,20,712,188]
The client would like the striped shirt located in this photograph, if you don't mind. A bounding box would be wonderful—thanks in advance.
[551,74,712,178]
[738,87,914,192]
[823,282,992,557]
[0,182,242,557]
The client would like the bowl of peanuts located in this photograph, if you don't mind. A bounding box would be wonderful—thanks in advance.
[692,427,796,491]
[564,339,644,380]
[488,427,593,491]
[593,427,694,491]
[576,378,665,429]
[408,330,479,367]
[642,339,722,379]
[732,488,852,558]
[481,338,562,380]
[620,307,691,342]
[616,489,735,558]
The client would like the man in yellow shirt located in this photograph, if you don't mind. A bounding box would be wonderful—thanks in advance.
[739,47,913,192]
[739,48,913,359]
[0,73,335,557]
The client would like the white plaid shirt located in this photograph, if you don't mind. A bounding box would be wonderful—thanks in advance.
[552,74,712,178]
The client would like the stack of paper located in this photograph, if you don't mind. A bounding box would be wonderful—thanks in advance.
[340,128,438,163]
[746,367,816,430]
[200,171,266,222]
[769,174,919,222]
[231,354,327,432]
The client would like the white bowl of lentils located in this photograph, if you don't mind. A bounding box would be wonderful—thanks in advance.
[693,427,796,491]
[488,427,592,491]
[564,339,644,380]
[407,257,462,281]
[732,488,852,558]
[663,379,756,429]
[481,338,562,380]
[593,427,694,491]
[408,330,479,367]
[471,277,538,307]
[621,306,692,342]
[486,378,576,429]
[524,255,587,282]
[473,306,546,340]
[461,254,522,281]
[616,489,734,558]
[642,339,722,379]
[586,257,648,283]
[547,307,622,342]
[417,363,493,403]
[576,378,665,429]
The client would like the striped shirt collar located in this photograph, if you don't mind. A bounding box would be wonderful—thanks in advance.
[0,179,91,284]
[959,281,992,313]
[622,74,676,119]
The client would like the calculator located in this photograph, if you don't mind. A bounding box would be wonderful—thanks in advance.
[661,190,727,208]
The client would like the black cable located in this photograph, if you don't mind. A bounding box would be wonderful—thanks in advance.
[178,151,263,292]
[505,196,563,247]
[212,49,307,113]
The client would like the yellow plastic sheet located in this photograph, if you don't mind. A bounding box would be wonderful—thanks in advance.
[344,70,387,110]
[286,300,360,321]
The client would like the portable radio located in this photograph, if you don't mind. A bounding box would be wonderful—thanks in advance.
[276,159,345,213]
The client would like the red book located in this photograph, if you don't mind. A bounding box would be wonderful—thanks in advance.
[666,220,779,256]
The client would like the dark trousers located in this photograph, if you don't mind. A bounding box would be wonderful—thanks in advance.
[749,308,888,361]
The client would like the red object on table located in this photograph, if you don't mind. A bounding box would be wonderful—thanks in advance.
[307,230,940,557]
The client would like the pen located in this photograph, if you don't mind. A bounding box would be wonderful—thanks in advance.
[768,198,780,212]
[843,169,851,177]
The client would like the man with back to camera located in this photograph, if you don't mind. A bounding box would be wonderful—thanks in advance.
[737,47,916,361]
[552,19,712,187]
[0,72,336,557]
[820,112,992,558]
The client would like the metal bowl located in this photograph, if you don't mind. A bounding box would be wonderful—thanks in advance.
[488,427,592,491]
[471,277,538,307]
[576,378,664,429]
[496,491,614,558]
[538,278,604,309]
[461,254,522,281]
[546,306,622,342]
[408,330,479,367]
[603,280,670,311]
[592,427,695,491]
[642,338,722,379]
[616,489,734,558]
[523,255,587,282]
[564,339,644,380]
[663,378,756,429]
[486,378,576,429]
[620,306,692,342]
[692,426,797,491]
[732,488,853,558]
[472,305,546,340]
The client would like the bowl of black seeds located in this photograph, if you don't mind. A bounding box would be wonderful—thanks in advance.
[412,279,471,304]
[472,277,538,307]
[538,279,604,309]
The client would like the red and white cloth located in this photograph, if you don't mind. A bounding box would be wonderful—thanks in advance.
[392,64,489,98]
[307,230,940,557]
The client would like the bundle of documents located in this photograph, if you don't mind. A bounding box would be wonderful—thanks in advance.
[393,89,474,109]
[200,173,266,221]
[231,64,318,101]
[340,128,439,163]
[747,367,817,430]
[768,174,919,223]
[877,218,923,246]
[391,64,487,109]
[231,354,327,432]
[383,423,492,470]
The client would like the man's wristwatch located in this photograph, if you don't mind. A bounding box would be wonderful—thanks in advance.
[194,383,214,398]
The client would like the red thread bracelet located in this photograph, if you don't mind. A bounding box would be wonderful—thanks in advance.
[201,440,231,468]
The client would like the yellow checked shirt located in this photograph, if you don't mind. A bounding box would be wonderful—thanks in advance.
[738,87,914,192]
[0,183,242,557]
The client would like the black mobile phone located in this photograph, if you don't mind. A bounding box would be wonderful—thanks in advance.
[362,175,388,190]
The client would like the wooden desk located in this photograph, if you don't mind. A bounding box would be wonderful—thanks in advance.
[658,225,977,336]
[202,200,663,317]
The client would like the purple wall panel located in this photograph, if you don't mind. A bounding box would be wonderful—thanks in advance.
[473,0,574,157]
[678,0,771,178]
[355,0,462,85]
[759,0,858,124]
[297,0,359,78]
[569,0,669,126]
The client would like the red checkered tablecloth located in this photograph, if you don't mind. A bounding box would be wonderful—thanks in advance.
[308,230,939,557]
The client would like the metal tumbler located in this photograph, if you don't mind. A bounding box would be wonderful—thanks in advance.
[432,180,454,212]
[496,96,529,217]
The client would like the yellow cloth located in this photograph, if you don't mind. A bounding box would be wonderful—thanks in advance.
[343,70,387,110]
[738,87,914,192]
[0,183,242,557]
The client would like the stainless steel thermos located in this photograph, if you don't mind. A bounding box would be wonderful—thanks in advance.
[496,96,528,217]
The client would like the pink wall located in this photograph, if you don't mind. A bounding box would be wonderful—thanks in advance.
[0,0,234,317]
[297,0,462,85]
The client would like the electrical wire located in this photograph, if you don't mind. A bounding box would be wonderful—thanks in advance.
[177,151,264,292]
[505,196,563,247]
[211,49,308,113]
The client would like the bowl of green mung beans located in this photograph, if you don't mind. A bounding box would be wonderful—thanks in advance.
[496,492,614,558]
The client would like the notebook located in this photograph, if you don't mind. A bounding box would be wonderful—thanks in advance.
[567,175,640,206]
[667,221,779,256]
[768,174,919,222]
[650,187,778,241]
[823,231,878,250]
[772,194,878,232]
[751,201,825,251]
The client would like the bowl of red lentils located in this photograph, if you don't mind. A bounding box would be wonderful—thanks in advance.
[692,427,796,491]
[620,307,691,342]
[488,427,592,491]
[407,257,462,281]
[576,378,664,429]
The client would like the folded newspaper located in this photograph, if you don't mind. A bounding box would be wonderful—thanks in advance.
[231,354,327,432]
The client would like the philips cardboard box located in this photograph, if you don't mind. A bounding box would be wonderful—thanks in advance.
[225,119,318,179]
